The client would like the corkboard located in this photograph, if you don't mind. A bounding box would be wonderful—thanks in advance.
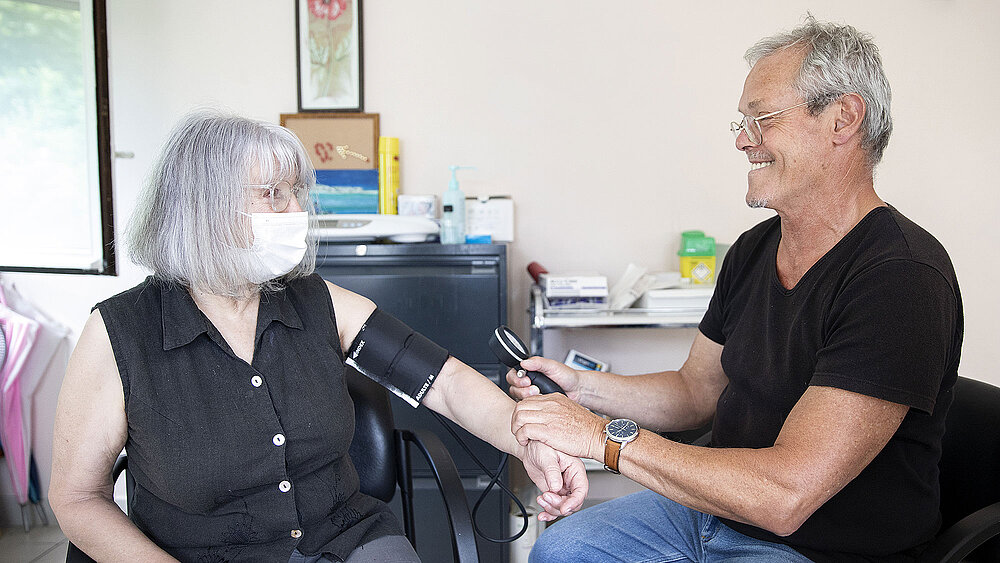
[280,112,379,170]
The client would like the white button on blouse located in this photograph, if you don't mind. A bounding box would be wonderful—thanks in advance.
[278,480,291,493]
[250,375,263,388]
[290,529,302,539]
[273,433,285,446]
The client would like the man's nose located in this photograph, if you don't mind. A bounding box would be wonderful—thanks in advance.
[735,127,753,151]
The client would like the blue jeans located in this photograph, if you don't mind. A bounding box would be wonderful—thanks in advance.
[529,490,814,562]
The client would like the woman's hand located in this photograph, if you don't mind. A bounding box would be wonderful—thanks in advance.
[506,357,583,401]
[519,441,589,522]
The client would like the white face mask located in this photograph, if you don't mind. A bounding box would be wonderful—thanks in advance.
[242,211,308,283]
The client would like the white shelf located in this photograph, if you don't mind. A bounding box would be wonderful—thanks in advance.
[535,308,706,329]
[530,285,706,330]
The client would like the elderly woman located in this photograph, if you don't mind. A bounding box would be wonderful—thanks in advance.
[49,110,587,562]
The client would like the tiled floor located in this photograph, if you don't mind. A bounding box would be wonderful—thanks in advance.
[0,526,68,563]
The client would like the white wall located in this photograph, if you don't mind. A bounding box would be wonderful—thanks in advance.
[3,0,998,524]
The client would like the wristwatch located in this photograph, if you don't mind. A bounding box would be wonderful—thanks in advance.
[603,418,640,474]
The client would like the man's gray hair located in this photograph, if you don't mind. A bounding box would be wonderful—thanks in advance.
[745,15,892,167]
[126,109,317,296]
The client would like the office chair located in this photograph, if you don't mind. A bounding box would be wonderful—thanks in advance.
[918,376,1000,562]
[66,369,478,563]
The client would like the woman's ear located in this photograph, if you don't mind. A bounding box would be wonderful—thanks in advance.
[832,93,866,145]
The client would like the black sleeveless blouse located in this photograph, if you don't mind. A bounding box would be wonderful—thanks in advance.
[96,274,399,562]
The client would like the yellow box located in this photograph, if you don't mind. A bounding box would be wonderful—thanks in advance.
[679,255,716,284]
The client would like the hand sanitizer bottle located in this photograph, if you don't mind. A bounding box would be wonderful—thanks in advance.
[441,165,474,244]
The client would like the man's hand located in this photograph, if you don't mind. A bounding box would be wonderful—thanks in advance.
[513,394,608,461]
[520,441,589,522]
[506,356,583,401]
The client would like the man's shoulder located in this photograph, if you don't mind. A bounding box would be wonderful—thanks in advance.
[883,206,954,264]
[853,206,958,285]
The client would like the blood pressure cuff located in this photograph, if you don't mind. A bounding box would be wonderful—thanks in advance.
[345,308,450,407]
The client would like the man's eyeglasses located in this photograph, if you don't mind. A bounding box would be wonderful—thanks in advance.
[245,180,308,212]
[730,101,810,146]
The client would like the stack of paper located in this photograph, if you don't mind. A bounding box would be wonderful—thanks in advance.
[540,274,608,309]
[636,287,714,310]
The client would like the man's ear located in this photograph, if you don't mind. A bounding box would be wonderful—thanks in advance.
[831,93,866,146]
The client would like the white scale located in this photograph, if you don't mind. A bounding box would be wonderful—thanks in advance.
[314,214,440,243]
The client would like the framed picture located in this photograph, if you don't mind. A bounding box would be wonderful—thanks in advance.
[280,112,378,169]
[295,0,364,112]
[281,112,379,213]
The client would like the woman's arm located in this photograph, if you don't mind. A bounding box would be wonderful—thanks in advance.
[326,281,588,519]
[49,310,177,562]
[420,357,589,520]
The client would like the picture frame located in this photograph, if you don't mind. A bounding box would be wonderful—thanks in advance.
[281,112,380,214]
[295,0,364,112]
[280,112,379,170]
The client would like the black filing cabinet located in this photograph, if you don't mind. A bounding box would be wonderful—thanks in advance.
[316,242,508,563]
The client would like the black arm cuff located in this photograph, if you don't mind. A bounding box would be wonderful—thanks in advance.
[346,308,450,407]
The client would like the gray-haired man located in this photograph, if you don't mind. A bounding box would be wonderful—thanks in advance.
[508,16,963,562]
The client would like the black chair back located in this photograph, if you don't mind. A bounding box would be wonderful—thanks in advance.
[929,376,1000,561]
[346,368,398,503]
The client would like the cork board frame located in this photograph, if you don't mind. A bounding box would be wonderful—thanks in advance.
[280,112,379,171]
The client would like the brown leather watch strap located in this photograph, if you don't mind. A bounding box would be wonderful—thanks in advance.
[604,437,623,474]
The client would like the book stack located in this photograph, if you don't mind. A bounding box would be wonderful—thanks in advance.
[540,274,609,310]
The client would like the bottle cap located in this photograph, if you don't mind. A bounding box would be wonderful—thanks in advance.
[678,233,715,256]
[448,165,475,190]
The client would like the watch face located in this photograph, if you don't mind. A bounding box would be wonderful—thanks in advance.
[606,418,639,441]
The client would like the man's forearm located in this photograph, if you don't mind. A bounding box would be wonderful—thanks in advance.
[577,369,715,433]
[597,386,909,537]
[606,429,807,535]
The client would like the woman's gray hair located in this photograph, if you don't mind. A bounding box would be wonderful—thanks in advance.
[745,15,893,168]
[126,108,317,296]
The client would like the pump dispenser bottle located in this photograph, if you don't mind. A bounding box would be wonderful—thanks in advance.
[440,165,474,244]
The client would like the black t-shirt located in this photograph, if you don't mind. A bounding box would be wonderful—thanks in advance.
[699,206,963,562]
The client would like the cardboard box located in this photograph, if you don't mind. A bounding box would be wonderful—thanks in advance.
[541,274,608,298]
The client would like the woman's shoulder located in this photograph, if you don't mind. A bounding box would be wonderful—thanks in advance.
[284,272,329,297]
[94,276,161,312]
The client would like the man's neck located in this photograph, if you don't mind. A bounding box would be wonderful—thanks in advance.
[774,176,884,289]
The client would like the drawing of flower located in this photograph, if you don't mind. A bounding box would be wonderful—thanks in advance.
[308,0,347,21]
[303,0,356,108]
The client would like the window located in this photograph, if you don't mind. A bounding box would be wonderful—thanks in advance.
[0,0,114,274]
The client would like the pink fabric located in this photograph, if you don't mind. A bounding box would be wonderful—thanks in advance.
[0,281,69,509]
[0,300,40,504]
